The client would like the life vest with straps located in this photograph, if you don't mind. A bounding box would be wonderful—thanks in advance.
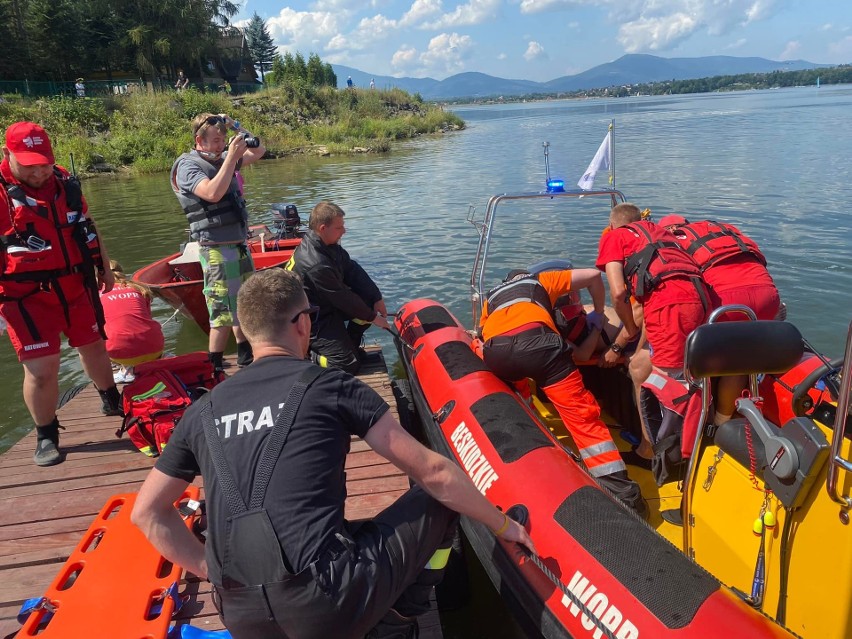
[0,167,106,340]
[621,221,705,300]
[485,274,553,315]
[639,370,703,486]
[170,151,248,244]
[673,220,767,271]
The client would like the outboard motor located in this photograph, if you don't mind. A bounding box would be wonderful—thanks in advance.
[269,203,302,239]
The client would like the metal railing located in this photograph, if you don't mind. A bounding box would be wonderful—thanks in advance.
[826,320,852,507]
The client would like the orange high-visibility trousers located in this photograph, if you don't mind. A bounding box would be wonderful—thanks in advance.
[543,369,626,478]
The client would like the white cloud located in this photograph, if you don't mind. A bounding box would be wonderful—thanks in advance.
[618,13,698,52]
[392,45,419,69]
[498,52,508,60]
[724,37,747,50]
[524,40,547,61]
[400,0,443,27]
[779,40,801,60]
[419,32,475,73]
[519,0,588,14]
[267,8,342,49]
[521,0,784,53]
[828,35,852,61]
[820,23,834,31]
[421,0,501,30]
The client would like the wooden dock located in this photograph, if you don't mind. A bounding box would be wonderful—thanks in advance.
[0,348,443,638]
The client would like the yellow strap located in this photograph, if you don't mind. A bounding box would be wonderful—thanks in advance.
[425,547,451,570]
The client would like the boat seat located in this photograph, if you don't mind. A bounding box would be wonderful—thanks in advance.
[168,241,201,265]
[685,320,803,379]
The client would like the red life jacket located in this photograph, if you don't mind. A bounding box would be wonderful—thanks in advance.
[640,370,704,486]
[0,167,102,283]
[0,167,105,341]
[674,220,767,271]
[621,221,704,299]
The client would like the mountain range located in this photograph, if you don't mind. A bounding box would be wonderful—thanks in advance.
[333,54,831,100]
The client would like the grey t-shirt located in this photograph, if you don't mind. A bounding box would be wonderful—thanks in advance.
[172,150,247,244]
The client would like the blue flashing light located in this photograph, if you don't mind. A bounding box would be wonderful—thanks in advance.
[546,178,565,193]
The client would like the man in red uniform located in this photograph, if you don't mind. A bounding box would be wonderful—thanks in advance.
[480,267,645,516]
[596,203,710,457]
[659,214,780,424]
[0,122,122,466]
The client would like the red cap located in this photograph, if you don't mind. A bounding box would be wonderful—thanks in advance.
[4,122,55,166]
[658,214,688,228]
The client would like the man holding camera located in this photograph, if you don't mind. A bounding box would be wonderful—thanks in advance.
[171,113,265,371]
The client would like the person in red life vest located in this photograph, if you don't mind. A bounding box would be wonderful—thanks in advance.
[596,203,710,459]
[100,260,165,383]
[480,267,646,517]
[0,122,123,467]
[659,214,781,425]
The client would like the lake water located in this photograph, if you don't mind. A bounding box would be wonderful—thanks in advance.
[2,85,850,449]
[1,84,850,638]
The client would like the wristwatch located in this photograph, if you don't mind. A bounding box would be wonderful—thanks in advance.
[610,342,624,354]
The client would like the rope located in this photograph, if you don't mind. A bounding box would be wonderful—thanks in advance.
[520,546,619,639]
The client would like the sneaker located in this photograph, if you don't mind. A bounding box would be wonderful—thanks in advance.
[34,437,62,466]
[113,366,135,384]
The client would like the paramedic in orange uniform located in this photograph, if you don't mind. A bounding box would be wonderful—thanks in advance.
[480,267,645,516]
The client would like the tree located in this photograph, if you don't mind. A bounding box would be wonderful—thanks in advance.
[322,62,336,88]
[306,52,324,87]
[244,12,277,83]
[293,52,307,81]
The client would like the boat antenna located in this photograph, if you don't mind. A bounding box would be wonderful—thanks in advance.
[609,119,615,190]
[542,141,565,193]
[69,152,76,177]
[543,141,552,185]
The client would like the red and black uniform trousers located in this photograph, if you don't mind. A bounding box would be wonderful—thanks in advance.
[482,321,642,509]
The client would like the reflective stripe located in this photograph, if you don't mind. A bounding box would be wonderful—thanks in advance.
[644,372,668,391]
[317,354,329,368]
[425,547,451,570]
[351,317,371,325]
[491,296,536,312]
[587,459,626,477]
[579,440,618,459]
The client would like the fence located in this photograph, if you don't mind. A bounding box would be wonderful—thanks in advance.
[0,79,262,99]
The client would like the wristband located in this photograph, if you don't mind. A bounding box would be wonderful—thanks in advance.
[492,512,510,536]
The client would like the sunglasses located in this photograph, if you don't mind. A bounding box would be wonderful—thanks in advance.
[291,304,320,324]
[194,115,226,137]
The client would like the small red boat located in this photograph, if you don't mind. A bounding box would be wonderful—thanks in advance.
[132,229,300,334]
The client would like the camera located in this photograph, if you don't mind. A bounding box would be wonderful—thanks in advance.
[240,133,261,148]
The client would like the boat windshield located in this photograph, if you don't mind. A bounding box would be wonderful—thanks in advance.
[469,188,624,326]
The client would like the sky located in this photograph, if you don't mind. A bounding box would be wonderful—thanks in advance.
[235,0,852,82]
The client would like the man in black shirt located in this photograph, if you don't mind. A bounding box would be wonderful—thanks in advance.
[285,200,389,374]
[132,269,534,639]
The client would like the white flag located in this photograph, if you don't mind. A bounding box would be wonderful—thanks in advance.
[577,131,611,190]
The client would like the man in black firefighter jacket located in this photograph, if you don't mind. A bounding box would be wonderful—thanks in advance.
[286,201,389,374]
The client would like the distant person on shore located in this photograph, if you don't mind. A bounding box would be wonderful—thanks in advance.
[370,78,375,90]
[131,268,534,639]
[74,78,85,97]
[100,260,165,383]
[347,75,353,88]
[170,113,266,372]
[659,214,780,426]
[175,70,189,91]
[0,122,122,466]
[285,201,388,374]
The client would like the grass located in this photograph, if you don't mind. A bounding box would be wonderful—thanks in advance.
[0,84,464,175]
